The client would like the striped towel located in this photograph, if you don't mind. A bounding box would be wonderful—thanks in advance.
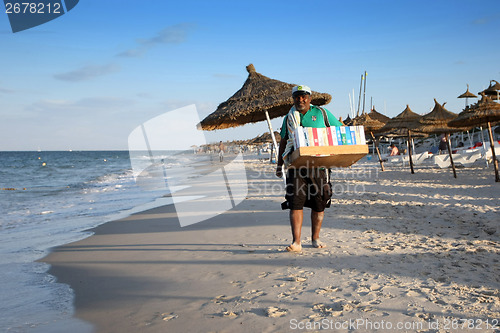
[282,106,301,167]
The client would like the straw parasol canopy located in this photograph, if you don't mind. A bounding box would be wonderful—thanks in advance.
[458,84,477,99]
[248,131,281,144]
[458,84,477,107]
[479,80,500,100]
[378,105,422,135]
[411,99,465,134]
[449,93,500,128]
[344,114,352,126]
[377,105,424,174]
[198,64,332,131]
[412,99,467,179]
[449,93,500,182]
[350,113,385,134]
[351,113,386,170]
[368,107,390,125]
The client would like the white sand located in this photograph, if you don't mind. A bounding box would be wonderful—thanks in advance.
[42,156,500,332]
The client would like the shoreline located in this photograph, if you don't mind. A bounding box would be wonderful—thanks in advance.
[41,157,499,332]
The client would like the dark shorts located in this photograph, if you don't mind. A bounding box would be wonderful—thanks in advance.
[284,168,332,212]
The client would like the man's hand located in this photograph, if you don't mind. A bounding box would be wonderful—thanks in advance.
[276,165,283,178]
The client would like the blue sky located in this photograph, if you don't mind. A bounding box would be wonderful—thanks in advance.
[1,0,499,150]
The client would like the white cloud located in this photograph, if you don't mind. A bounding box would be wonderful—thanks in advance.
[117,23,195,58]
[54,63,120,82]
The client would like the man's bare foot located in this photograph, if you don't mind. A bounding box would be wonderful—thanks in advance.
[312,239,326,248]
[285,243,302,252]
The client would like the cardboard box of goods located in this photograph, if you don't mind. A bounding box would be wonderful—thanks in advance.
[289,144,368,168]
[293,126,366,149]
[289,126,368,168]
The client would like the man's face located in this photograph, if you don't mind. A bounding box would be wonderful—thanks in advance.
[293,93,312,112]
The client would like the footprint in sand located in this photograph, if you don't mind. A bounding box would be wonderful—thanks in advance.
[241,289,266,300]
[356,286,371,296]
[316,286,342,294]
[406,289,422,297]
[311,303,343,317]
[230,280,246,288]
[289,276,307,282]
[161,313,178,321]
[221,310,238,318]
[277,291,292,299]
[212,295,239,304]
[266,307,288,317]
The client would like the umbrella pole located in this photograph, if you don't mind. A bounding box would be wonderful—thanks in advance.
[486,121,500,182]
[446,133,457,179]
[370,132,384,171]
[480,126,489,167]
[407,130,415,174]
[264,110,279,164]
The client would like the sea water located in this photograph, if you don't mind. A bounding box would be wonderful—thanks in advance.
[0,150,190,332]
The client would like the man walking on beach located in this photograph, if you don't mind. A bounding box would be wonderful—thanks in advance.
[276,85,343,252]
[218,141,225,162]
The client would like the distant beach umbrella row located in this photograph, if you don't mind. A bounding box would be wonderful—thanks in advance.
[197,63,499,180]
[449,93,500,182]
[411,99,469,178]
[349,81,499,181]
[450,93,500,128]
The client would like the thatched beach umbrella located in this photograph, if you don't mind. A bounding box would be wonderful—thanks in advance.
[351,113,386,170]
[351,113,385,134]
[249,131,281,144]
[412,99,467,178]
[378,105,422,134]
[198,64,331,128]
[344,114,352,126]
[412,99,463,134]
[458,84,477,108]
[199,64,331,159]
[449,93,500,182]
[479,80,500,101]
[368,107,390,125]
[378,105,423,174]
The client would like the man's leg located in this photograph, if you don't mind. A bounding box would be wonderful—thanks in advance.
[311,210,326,248]
[287,209,303,252]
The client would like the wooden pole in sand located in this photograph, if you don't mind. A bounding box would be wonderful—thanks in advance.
[445,133,457,178]
[370,132,384,171]
[486,121,500,182]
[407,130,415,174]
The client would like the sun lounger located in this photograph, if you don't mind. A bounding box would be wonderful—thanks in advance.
[386,152,430,166]
[431,150,483,168]
[412,152,430,165]
[483,142,500,162]
[431,154,450,168]
[457,150,483,167]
